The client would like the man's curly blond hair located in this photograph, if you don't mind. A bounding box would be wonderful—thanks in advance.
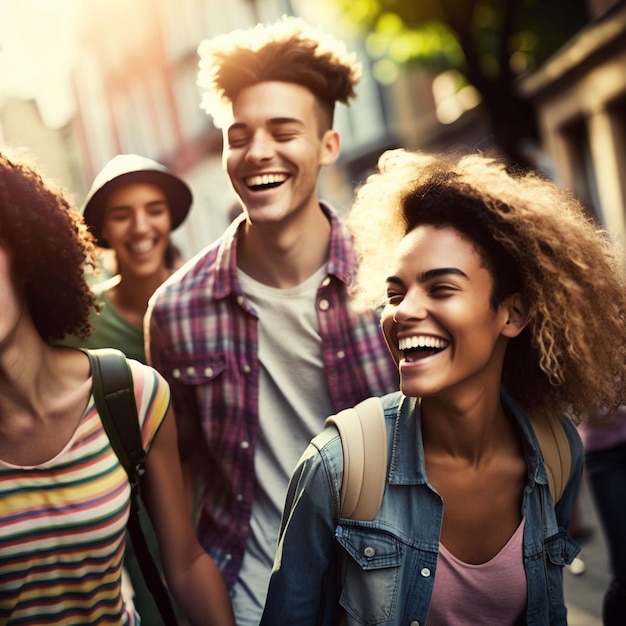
[347,149,626,423]
[197,15,361,129]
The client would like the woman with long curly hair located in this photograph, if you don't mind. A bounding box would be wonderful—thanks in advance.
[0,151,235,625]
[261,149,626,625]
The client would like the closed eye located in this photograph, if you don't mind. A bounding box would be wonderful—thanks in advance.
[429,283,460,296]
[273,132,299,142]
[228,137,249,148]
[106,210,130,222]
[386,292,404,305]
[385,276,406,305]
[147,206,168,217]
[386,289,404,304]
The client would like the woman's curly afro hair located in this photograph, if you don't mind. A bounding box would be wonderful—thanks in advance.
[347,149,626,423]
[0,151,98,342]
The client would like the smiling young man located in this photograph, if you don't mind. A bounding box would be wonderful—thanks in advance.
[145,16,398,626]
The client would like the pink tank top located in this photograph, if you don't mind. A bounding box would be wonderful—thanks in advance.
[427,518,527,625]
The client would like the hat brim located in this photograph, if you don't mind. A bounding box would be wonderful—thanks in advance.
[82,170,192,248]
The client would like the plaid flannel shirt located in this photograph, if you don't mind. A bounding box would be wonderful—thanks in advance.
[146,203,398,587]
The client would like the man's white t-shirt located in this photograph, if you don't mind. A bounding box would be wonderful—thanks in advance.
[232,266,335,625]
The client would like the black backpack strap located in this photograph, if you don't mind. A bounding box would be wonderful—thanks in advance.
[88,348,145,482]
[87,348,178,626]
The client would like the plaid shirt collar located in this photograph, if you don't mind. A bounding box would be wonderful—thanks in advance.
[211,201,356,300]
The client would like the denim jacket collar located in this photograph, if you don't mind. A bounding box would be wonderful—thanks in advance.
[386,388,549,493]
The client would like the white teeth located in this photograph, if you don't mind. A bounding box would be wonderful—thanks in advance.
[131,240,155,254]
[398,336,448,350]
[245,173,288,187]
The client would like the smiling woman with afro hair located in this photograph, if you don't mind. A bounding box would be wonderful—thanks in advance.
[348,149,626,424]
[261,148,626,626]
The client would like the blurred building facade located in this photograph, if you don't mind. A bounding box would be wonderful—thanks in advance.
[3,0,624,257]
[71,0,243,258]
[2,0,402,260]
[0,0,491,261]
[519,0,626,240]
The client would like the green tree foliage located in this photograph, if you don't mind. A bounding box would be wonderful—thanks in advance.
[310,0,589,165]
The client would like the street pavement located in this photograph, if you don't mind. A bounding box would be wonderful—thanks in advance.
[564,472,611,625]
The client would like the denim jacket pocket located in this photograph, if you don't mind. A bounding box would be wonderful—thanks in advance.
[544,531,580,603]
[336,526,402,625]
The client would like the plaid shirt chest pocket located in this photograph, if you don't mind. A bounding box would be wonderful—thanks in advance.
[171,355,225,385]
[169,353,250,433]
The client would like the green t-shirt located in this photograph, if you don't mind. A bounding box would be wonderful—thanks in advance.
[63,277,146,363]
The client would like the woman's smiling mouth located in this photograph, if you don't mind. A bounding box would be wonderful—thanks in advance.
[130,239,156,254]
[398,335,449,361]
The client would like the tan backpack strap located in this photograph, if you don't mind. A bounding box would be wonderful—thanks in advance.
[531,413,571,503]
[325,397,387,520]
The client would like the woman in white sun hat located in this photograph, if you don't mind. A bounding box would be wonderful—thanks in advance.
[67,153,191,363]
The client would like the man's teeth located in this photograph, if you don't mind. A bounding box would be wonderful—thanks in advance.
[398,336,448,351]
[131,240,155,254]
[245,173,288,187]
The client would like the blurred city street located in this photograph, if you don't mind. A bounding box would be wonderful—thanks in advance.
[564,472,611,625]
[1,2,625,623]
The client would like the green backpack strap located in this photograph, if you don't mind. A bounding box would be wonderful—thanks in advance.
[87,348,178,626]
[325,396,387,521]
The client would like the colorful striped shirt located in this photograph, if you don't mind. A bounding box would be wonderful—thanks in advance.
[146,203,398,587]
[0,360,169,625]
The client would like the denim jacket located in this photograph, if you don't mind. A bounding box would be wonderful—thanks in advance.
[261,388,583,626]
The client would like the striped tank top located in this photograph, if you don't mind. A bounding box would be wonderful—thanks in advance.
[0,360,169,625]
